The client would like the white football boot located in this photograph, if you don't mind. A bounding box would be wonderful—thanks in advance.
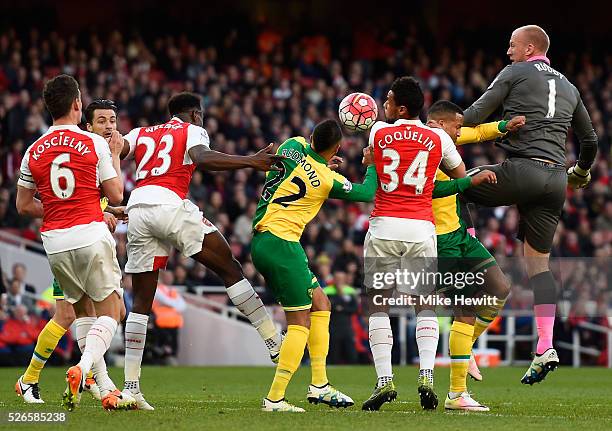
[261,398,305,412]
[15,376,44,404]
[445,392,490,412]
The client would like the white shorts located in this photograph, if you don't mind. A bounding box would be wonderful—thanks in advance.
[363,232,437,295]
[125,200,218,274]
[47,230,122,304]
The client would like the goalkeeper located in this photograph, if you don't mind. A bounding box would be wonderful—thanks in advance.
[426,100,525,412]
[460,25,598,386]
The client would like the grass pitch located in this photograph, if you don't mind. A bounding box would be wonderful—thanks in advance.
[1,365,611,430]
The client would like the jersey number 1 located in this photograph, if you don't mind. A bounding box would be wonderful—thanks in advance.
[546,79,556,118]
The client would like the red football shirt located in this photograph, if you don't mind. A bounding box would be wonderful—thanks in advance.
[368,119,462,242]
[18,125,118,253]
[125,117,210,208]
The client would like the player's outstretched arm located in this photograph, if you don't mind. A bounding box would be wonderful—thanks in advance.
[463,65,513,126]
[189,143,285,172]
[432,177,472,198]
[15,186,44,218]
[432,170,497,198]
[328,165,378,203]
[456,117,525,145]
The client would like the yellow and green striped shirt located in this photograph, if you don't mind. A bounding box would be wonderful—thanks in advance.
[433,121,506,235]
[253,137,377,241]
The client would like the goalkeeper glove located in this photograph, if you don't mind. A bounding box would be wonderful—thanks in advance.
[567,164,591,189]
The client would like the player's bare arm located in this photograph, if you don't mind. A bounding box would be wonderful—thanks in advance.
[188,143,285,172]
[432,170,497,199]
[440,161,466,179]
[120,138,131,159]
[15,186,44,218]
[104,205,128,221]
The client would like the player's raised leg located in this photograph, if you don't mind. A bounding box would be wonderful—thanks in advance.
[191,230,283,361]
[305,287,353,408]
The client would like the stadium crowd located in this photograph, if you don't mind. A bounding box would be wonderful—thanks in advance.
[0,26,610,365]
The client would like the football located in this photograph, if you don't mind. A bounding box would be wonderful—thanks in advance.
[338,92,378,131]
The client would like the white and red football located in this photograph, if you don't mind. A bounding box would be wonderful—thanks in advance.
[338,92,378,131]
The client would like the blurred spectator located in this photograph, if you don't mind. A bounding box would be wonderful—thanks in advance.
[11,263,36,294]
[150,277,186,365]
[6,278,36,312]
[324,271,358,364]
[2,304,39,365]
[123,274,134,317]
[0,307,11,366]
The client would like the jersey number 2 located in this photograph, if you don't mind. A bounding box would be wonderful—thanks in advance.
[380,149,429,194]
[272,177,306,207]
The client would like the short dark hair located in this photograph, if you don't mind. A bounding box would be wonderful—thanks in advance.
[43,74,80,120]
[168,92,202,117]
[312,119,342,153]
[390,76,424,118]
[84,99,118,124]
[427,100,464,120]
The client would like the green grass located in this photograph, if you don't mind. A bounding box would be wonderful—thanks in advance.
[1,366,611,430]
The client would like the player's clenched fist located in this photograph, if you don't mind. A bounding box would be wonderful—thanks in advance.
[103,212,118,233]
[327,155,343,170]
[567,164,591,189]
[250,143,287,171]
[506,115,526,132]
[470,169,497,186]
[362,146,374,166]
[107,130,124,156]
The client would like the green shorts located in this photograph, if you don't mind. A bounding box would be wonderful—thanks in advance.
[52,279,65,300]
[251,231,318,311]
[437,227,496,297]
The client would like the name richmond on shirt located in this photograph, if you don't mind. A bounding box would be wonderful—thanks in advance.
[31,132,92,161]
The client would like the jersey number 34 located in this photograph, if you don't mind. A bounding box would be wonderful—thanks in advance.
[380,149,429,195]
